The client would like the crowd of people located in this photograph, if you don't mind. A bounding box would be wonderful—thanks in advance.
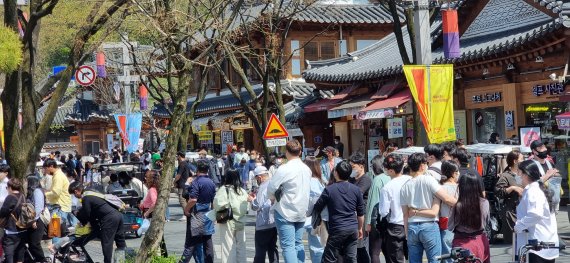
[0,136,562,263]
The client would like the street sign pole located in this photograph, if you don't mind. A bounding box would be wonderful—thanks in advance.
[413,0,431,145]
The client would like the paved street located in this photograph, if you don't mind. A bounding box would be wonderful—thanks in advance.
[72,193,570,263]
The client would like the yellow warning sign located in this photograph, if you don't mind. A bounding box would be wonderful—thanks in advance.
[263,113,289,139]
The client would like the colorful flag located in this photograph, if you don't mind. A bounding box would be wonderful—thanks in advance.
[96,52,107,78]
[139,83,148,110]
[403,65,456,143]
[443,9,460,59]
[114,113,143,153]
[0,102,4,150]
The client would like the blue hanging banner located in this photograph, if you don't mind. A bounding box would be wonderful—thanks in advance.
[114,113,143,153]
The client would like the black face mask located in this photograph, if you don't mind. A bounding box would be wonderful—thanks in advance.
[536,150,548,159]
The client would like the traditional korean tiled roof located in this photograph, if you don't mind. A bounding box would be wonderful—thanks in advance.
[152,80,333,118]
[65,99,112,123]
[303,0,568,83]
[36,97,77,126]
[535,0,570,27]
[292,4,402,24]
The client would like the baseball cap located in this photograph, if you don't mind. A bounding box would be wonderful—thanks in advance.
[254,166,269,176]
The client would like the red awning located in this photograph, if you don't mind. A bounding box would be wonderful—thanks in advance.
[362,89,412,112]
[330,84,358,100]
[305,98,342,113]
[372,81,401,99]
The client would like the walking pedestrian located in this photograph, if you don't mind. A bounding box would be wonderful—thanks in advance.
[180,160,216,263]
[439,161,460,263]
[213,168,249,263]
[43,159,77,242]
[303,157,326,263]
[249,166,279,263]
[400,153,457,263]
[313,161,365,263]
[333,136,344,158]
[366,155,390,263]
[74,183,127,263]
[529,140,561,213]
[378,154,410,263]
[320,146,342,184]
[268,139,311,263]
[349,153,372,262]
[424,144,444,181]
[24,176,46,262]
[495,150,524,244]
[514,160,559,262]
[0,178,26,263]
[175,152,191,221]
[448,172,490,263]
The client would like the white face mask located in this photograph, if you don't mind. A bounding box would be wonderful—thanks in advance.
[350,170,358,178]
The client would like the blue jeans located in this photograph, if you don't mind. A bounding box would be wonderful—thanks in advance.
[306,227,323,263]
[407,222,442,263]
[275,212,305,263]
[440,229,454,263]
[193,243,204,263]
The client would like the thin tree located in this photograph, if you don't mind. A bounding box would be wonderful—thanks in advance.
[1,0,130,179]
[127,0,244,260]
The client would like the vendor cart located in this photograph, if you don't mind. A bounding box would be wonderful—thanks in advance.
[464,143,518,244]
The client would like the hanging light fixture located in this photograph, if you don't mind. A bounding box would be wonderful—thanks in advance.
[139,83,148,110]
[442,9,460,59]
[96,51,107,78]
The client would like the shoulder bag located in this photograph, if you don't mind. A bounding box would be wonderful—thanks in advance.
[216,186,234,224]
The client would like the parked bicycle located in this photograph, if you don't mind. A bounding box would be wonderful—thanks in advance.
[515,240,562,263]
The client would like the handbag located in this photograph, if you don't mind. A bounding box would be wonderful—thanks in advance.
[216,186,234,224]
[40,207,51,225]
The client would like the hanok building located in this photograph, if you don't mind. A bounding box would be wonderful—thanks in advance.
[303,0,570,156]
[152,1,403,153]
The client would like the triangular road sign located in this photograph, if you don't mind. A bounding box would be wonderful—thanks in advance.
[263,113,289,139]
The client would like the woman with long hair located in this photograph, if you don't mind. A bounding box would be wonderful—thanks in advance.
[366,155,391,263]
[514,160,559,262]
[448,172,490,263]
[303,156,326,263]
[495,150,524,243]
[25,176,47,262]
[213,168,249,263]
[439,161,459,263]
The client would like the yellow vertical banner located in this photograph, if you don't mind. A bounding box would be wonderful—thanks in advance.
[403,64,456,143]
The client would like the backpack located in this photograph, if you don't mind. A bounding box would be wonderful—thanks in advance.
[84,191,127,212]
[12,195,36,229]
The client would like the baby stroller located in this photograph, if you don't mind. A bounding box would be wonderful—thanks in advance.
[111,189,143,238]
[51,229,94,263]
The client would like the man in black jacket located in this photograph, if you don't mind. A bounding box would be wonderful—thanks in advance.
[71,182,126,263]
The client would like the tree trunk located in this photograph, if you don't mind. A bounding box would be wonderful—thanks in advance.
[135,69,191,262]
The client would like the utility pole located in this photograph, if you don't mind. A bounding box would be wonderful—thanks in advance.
[413,0,431,146]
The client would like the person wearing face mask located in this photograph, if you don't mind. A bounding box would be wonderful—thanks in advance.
[529,140,561,213]
[233,147,249,167]
[333,136,344,158]
[495,150,524,244]
[320,146,342,184]
[514,160,559,262]
[348,153,372,262]
[268,155,284,178]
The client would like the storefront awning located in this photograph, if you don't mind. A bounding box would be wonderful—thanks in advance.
[328,95,374,119]
[555,112,570,129]
[358,89,412,120]
[371,81,401,99]
[305,98,342,113]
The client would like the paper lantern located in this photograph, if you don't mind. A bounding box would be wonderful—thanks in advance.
[442,9,460,59]
[96,52,107,78]
[139,83,148,110]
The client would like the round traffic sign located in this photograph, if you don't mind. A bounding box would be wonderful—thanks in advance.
[75,65,96,86]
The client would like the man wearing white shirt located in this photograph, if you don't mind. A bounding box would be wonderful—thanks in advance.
[379,154,410,263]
[268,140,311,263]
[424,144,443,182]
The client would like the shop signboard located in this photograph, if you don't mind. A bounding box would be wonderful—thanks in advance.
[221,130,233,154]
[532,83,565,97]
[235,130,244,143]
[519,126,541,153]
[106,134,114,152]
[214,132,221,144]
[198,131,213,141]
[388,118,403,139]
[454,110,467,139]
[369,136,380,149]
[358,109,394,120]
[505,111,515,131]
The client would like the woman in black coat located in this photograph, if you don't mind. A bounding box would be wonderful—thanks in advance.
[0,178,26,263]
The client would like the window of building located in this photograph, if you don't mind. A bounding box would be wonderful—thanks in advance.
[356,40,378,50]
[291,40,301,76]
